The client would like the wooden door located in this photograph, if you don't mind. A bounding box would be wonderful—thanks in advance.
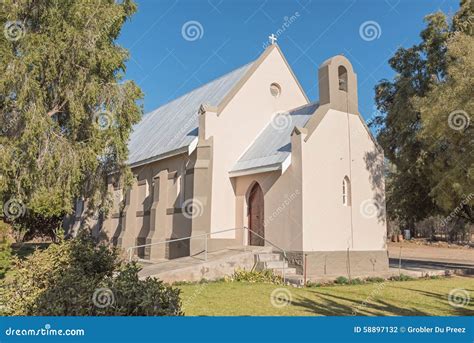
[248,183,264,246]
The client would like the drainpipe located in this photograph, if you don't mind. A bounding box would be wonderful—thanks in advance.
[303,253,307,286]
[346,91,354,249]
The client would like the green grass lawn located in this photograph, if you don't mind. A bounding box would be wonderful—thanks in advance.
[178,276,474,316]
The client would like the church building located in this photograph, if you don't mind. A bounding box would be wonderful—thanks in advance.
[100,43,388,278]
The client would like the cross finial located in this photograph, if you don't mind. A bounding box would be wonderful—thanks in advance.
[269,33,277,45]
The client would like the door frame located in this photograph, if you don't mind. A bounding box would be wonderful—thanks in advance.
[246,182,264,246]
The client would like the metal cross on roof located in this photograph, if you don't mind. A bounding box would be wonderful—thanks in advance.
[269,34,277,45]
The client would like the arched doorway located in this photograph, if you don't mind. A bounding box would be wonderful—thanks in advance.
[248,182,264,246]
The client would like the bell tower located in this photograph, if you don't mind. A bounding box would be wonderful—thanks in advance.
[318,55,358,114]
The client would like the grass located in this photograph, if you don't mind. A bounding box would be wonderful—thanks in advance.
[178,276,474,316]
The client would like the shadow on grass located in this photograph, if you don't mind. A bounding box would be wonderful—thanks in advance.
[394,286,474,316]
[290,289,430,316]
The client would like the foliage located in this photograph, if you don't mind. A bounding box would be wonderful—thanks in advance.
[172,278,224,286]
[389,274,415,282]
[416,215,471,242]
[225,268,283,284]
[349,278,364,285]
[413,29,474,222]
[305,281,323,287]
[365,277,385,283]
[0,220,12,278]
[307,276,386,288]
[2,232,182,316]
[370,0,473,231]
[334,276,349,284]
[0,0,143,234]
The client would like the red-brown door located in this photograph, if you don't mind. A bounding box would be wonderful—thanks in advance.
[248,183,264,246]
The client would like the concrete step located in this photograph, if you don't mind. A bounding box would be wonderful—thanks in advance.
[284,275,304,287]
[273,267,297,275]
[255,253,281,262]
[264,260,288,269]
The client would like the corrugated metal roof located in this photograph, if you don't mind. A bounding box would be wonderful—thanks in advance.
[230,102,319,173]
[127,62,254,166]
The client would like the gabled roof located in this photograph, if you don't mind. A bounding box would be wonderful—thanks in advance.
[230,102,319,175]
[127,62,254,167]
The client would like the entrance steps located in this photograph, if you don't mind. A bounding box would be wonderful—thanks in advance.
[254,252,304,286]
[137,246,304,285]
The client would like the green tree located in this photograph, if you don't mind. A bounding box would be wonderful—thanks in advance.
[413,22,473,222]
[370,0,473,232]
[2,232,182,316]
[0,220,12,278]
[0,0,142,233]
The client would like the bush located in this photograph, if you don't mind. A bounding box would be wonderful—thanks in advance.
[0,221,12,278]
[305,281,323,287]
[389,274,415,282]
[349,278,364,285]
[226,269,282,284]
[334,276,349,285]
[365,277,385,283]
[2,231,182,316]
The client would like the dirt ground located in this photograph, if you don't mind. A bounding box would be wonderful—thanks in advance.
[388,240,474,265]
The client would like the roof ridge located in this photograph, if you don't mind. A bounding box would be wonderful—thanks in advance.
[146,60,255,116]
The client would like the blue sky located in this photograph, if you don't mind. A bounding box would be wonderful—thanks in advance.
[118,0,460,123]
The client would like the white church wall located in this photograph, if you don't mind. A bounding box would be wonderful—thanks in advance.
[301,109,386,252]
[205,46,308,238]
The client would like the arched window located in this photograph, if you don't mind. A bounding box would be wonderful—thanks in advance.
[338,66,348,92]
[342,176,351,206]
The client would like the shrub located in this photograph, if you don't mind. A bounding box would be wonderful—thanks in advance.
[226,269,283,284]
[334,276,349,285]
[349,278,364,285]
[306,281,324,287]
[0,221,12,278]
[2,231,182,316]
[389,274,415,282]
[365,277,385,283]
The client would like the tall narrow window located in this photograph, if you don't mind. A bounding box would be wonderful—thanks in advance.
[176,167,186,208]
[338,66,348,92]
[342,176,351,206]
